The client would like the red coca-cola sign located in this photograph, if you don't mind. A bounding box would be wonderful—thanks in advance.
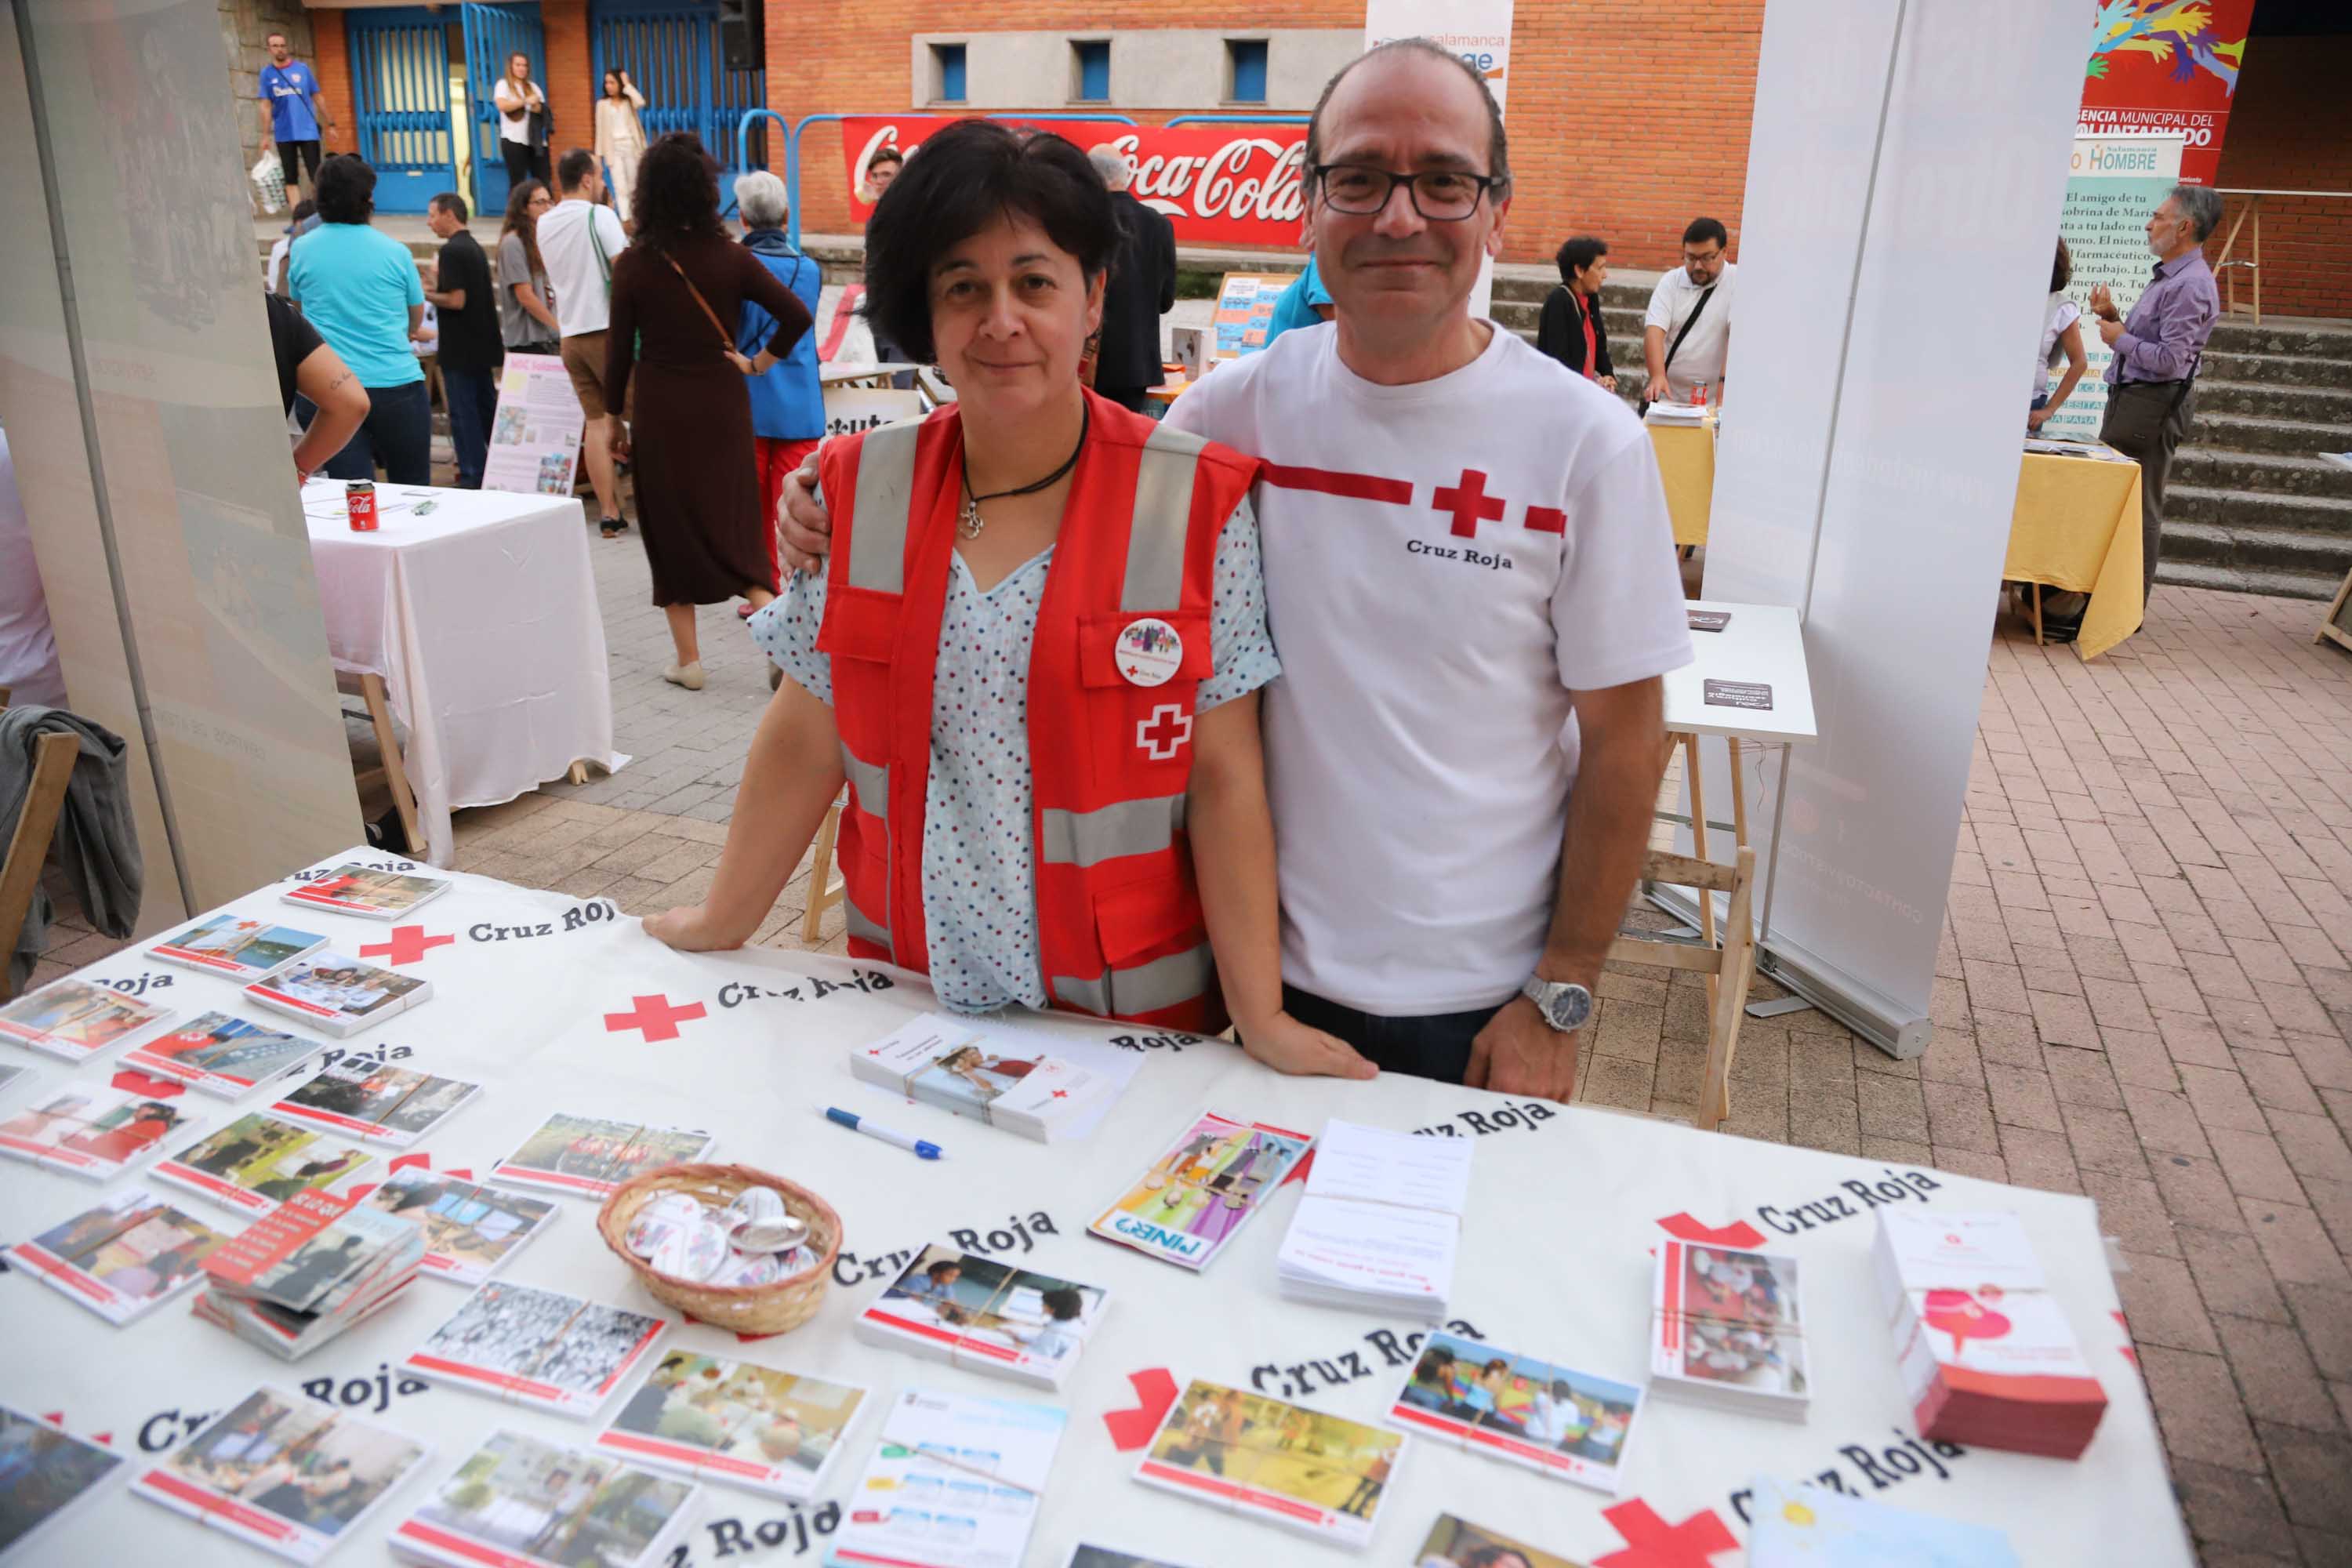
[839,116,1309,249]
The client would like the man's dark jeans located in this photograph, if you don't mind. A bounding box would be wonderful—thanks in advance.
[1278,983,1508,1085]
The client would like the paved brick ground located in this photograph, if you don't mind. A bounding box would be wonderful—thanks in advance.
[24,543,2352,1564]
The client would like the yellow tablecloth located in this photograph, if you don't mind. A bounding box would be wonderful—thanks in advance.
[1649,423,1715,549]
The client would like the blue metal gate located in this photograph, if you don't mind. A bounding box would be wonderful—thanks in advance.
[461,3,548,216]
[591,0,767,183]
[348,9,458,212]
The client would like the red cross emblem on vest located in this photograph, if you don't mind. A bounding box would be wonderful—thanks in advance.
[1137,703,1192,761]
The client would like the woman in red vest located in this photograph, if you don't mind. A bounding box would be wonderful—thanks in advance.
[647,122,1371,1080]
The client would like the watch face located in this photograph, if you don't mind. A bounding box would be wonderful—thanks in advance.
[1543,984,1593,1032]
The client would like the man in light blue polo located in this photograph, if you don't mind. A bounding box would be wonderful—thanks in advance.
[258,31,332,204]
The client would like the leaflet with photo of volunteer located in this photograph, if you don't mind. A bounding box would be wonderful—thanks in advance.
[154,1112,374,1217]
[595,1351,867,1501]
[5,1185,235,1327]
[493,1112,717,1200]
[402,1279,668,1421]
[1136,1377,1406,1548]
[0,978,172,1062]
[0,1403,125,1559]
[245,956,432,1039]
[855,1243,1109,1390]
[148,915,329,982]
[0,1082,201,1180]
[1412,1512,1588,1568]
[132,1385,430,1565]
[123,1012,327,1099]
[365,1169,561,1287]
[1087,1110,1312,1272]
[281,863,452,920]
[1386,1329,1644,1493]
[1650,1237,1811,1419]
[270,1060,480,1147]
[389,1428,699,1568]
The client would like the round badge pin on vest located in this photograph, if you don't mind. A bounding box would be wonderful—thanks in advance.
[1118,617,1184,688]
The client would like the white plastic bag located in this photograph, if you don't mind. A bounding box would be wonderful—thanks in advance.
[251,151,285,214]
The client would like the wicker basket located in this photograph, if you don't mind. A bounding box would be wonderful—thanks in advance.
[596,1163,841,1335]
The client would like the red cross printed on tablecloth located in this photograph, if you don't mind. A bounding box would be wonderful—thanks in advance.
[360,926,455,966]
[1137,704,1193,761]
[604,994,709,1043]
[1594,1499,1740,1568]
[1102,1368,1181,1451]
[1655,1211,1769,1250]
[1433,468,1507,539]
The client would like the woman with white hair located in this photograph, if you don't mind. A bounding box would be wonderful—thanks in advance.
[734,169,825,564]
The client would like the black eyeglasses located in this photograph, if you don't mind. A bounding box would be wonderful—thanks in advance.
[1311,163,1501,221]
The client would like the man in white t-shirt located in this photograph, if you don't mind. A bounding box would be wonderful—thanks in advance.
[781,42,1690,1100]
[535,148,631,535]
[1642,217,1736,405]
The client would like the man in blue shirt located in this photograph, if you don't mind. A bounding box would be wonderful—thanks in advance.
[258,31,332,204]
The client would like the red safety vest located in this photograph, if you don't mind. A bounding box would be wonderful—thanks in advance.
[815,390,1258,1033]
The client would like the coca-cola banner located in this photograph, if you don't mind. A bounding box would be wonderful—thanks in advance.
[839,117,1308,249]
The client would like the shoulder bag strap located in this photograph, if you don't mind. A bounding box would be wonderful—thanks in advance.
[1662,282,1716,375]
[662,251,739,355]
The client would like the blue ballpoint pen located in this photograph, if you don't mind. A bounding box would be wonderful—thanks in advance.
[822,1104,945,1160]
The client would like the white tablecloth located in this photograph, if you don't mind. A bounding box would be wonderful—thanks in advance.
[0,848,2193,1567]
[303,483,626,866]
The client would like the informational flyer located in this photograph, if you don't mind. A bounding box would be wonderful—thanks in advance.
[482,351,586,497]
[1209,274,1295,361]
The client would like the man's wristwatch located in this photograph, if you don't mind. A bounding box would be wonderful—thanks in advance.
[1521,976,1593,1033]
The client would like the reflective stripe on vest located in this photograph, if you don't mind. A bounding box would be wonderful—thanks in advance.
[1122,423,1210,609]
[844,897,889,949]
[1040,793,1186,869]
[847,419,923,593]
[840,746,891,947]
[1051,939,1215,1019]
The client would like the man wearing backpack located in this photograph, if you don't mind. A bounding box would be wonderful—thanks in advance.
[537,148,632,537]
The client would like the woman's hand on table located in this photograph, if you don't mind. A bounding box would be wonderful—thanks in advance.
[1237,1011,1377,1081]
[645,905,745,952]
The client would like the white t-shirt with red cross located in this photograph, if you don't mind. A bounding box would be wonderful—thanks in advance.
[1164,320,1693,1014]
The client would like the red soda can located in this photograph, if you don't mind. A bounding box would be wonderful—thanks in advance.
[347,480,378,532]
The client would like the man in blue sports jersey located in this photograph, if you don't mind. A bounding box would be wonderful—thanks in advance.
[258,31,333,203]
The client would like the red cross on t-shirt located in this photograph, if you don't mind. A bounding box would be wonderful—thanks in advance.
[1432,468,1507,538]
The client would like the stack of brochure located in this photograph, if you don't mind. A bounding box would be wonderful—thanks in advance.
[281,862,452,920]
[1135,1377,1405,1548]
[830,1388,1065,1568]
[849,1013,1117,1142]
[245,953,433,1038]
[1649,1236,1811,1421]
[196,1189,423,1359]
[1644,401,1709,426]
[392,1428,698,1568]
[1873,1210,2107,1458]
[1088,1110,1313,1271]
[1275,1118,1472,1320]
[855,1242,1110,1392]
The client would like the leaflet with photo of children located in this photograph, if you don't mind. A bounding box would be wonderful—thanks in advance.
[493,1112,717,1200]
[270,1060,479,1146]
[855,1243,1108,1390]
[596,1352,868,1501]
[154,1112,373,1217]
[131,1385,429,1565]
[402,1279,668,1421]
[124,1012,326,1098]
[1650,1238,1811,1417]
[365,1169,560,1287]
[245,956,432,1039]
[0,1083,201,1180]
[0,977,172,1062]
[7,1185,234,1326]
[1136,1377,1406,1548]
[1386,1330,1643,1493]
[390,1428,698,1568]
[1088,1110,1312,1271]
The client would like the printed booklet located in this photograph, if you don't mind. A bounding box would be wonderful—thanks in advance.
[855,1243,1109,1391]
[1385,1327,1644,1494]
[1745,1474,2021,1566]
[0,1081,202,1181]
[1135,1377,1406,1549]
[245,956,432,1039]
[1650,1237,1811,1421]
[850,1013,1120,1142]
[1412,1513,1587,1568]
[0,978,172,1062]
[124,1012,326,1099]
[0,1404,125,1559]
[402,1279,668,1422]
[198,1189,425,1359]
[390,1428,699,1568]
[364,1169,560,1287]
[270,1059,480,1147]
[1087,1110,1312,1272]
[596,1350,869,1501]
[130,1385,430,1565]
[493,1112,717,1200]
[1276,1118,1472,1320]
[282,864,452,920]
[154,1112,374,1217]
[149,915,328,982]
[5,1185,235,1326]
[827,1388,1065,1568]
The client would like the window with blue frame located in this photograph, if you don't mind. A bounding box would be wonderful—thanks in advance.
[1072,39,1109,102]
[932,42,966,103]
[1227,39,1268,103]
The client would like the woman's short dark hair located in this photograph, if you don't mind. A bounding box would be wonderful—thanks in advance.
[862,119,1119,365]
[1556,235,1607,285]
[2051,237,2073,293]
[632,131,725,252]
[314,156,376,224]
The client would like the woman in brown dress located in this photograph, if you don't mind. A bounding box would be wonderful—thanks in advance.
[605,132,815,690]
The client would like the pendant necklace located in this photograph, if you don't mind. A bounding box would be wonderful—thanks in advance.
[959,403,1089,539]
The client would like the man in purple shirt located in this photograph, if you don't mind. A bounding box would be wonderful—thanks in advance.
[2086,183,2222,604]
